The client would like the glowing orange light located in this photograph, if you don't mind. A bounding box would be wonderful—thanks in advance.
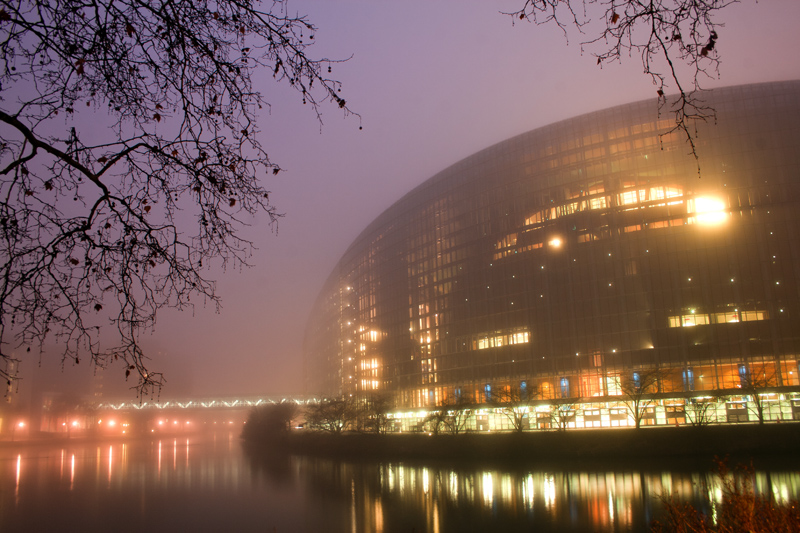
[690,196,727,225]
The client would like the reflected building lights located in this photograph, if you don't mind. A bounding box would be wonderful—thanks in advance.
[449,471,458,500]
[7,444,800,532]
[482,472,494,508]
[523,475,535,510]
[543,474,556,510]
[608,489,615,523]
[501,473,512,502]
[350,479,357,533]
[15,454,21,503]
[374,500,384,533]
[279,458,800,531]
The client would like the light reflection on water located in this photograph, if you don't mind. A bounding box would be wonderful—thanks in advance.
[0,432,799,532]
[285,456,800,532]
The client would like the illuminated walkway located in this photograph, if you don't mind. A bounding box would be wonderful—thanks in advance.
[96,394,312,411]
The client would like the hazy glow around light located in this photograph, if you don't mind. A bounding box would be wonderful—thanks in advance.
[548,237,562,248]
[690,196,727,225]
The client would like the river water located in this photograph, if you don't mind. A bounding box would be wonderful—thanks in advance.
[1,430,799,532]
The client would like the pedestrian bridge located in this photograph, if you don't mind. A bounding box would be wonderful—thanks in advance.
[96,395,313,411]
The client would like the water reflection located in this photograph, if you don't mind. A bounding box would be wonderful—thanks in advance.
[1,433,798,532]
[279,456,800,532]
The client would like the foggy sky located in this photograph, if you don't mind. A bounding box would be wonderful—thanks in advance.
[17,0,800,401]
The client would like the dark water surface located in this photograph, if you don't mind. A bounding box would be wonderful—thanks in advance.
[1,430,798,532]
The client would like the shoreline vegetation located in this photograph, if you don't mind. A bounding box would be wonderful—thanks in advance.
[244,423,800,467]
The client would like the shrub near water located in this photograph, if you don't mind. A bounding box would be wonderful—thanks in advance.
[241,403,298,443]
[653,460,800,532]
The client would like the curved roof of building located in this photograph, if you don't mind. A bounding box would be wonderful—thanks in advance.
[335,79,800,273]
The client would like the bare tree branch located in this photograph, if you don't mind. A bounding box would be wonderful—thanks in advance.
[507,0,737,168]
[0,0,356,396]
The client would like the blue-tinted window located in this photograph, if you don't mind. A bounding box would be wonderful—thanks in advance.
[560,377,570,398]
[683,368,694,391]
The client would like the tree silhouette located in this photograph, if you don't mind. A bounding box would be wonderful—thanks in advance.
[491,383,538,432]
[0,0,354,394]
[508,0,734,163]
[305,398,357,434]
[358,393,392,434]
[738,364,780,424]
[424,392,474,434]
[619,368,663,428]
[548,399,579,431]
[241,401,299,442]
[684,396,718,427]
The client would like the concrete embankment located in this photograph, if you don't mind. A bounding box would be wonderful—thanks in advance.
[248,424,800,466]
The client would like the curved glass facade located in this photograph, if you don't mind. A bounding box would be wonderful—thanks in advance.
[304,81,800,422]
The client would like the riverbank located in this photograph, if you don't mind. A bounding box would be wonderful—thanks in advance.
[251,424,800,466]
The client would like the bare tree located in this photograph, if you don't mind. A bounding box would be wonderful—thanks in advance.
[424,392,476,435]
[0,0,354,395]
[619,368,663,429]
[548,399,579,431]
[445,392,475,434]
[423,392,474,435]
[305,398,356,434]
[508,0,737,164]
[739,365,779,424]
[423,408,449,435]
[492,383,538,432]
[685,396,718,427]
[359,393,392,434]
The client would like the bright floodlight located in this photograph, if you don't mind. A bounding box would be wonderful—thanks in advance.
[690,196,727,225]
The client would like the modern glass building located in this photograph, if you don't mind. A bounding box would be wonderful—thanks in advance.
[303,81,800,428]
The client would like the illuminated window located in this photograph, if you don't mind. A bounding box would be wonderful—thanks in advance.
[496,233,518,249]
[618,189,643,206]
[606,376,621,396]
[668,310,768,327]
[525,211,546,226]
[589,196,607,209]
[471,328,530,350]
[742,310,768,321]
